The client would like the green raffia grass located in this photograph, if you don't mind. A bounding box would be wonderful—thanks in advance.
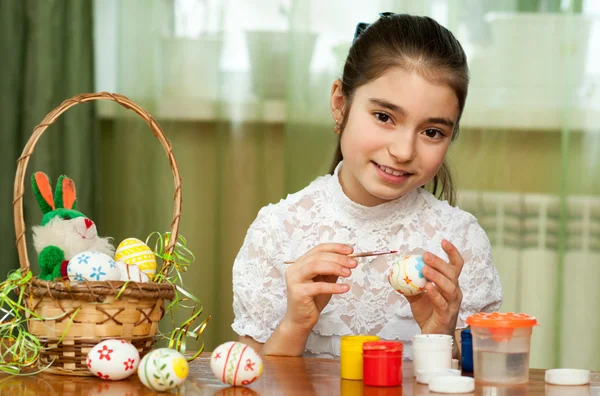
[0,231,209,374]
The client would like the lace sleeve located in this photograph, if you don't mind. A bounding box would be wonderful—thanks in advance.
[231,206,288,343]
[454,216,503,328]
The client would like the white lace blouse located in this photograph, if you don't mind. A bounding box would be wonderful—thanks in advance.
[231,161,503,359]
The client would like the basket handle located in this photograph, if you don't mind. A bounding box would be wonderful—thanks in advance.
[13,92,182,280]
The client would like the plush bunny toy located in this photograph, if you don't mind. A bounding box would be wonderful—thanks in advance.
[31,171,115,281]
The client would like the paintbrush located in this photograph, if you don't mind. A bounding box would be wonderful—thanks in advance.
[284,249,398,264]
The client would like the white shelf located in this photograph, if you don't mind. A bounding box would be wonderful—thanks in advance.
[97,96,600,130]
[97,97,286,123]
[461,104,600,130]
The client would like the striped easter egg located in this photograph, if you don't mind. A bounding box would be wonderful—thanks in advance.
[210,342,263,387]
[388,254,427,296]
[114,238,157,278]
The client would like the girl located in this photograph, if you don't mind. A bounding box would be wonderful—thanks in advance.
[231,13,503,360]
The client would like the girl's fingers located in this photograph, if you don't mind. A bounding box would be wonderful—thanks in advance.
[307,243,354,256]
[423,252,456,281]
[441,239,464,274]
[426,283,450,319]
[299,281,350,297]
[292,258,354,282]
[421,266,458,302]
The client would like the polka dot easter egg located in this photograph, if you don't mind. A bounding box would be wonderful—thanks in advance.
[115,238,157,279]
[138,348,189,392]
[210,341,263,387]
[86,339,140,380]
[388,254,427,296]
[67,251,121,282]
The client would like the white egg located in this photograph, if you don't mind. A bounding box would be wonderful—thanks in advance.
[67,251,121,282]
[115,238,157,279]
[138,348,189,391]
[116,261,150,283]
[210,342,263,387]
[388,254,428,296]
[86,339,140,380]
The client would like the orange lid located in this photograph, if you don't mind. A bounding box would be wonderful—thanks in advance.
[466,312,538,328]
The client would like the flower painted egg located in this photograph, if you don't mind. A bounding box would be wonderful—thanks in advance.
[86,339,140,380]
[116,261,150,283]
[388,254,427,296]
[210,342,263,387]
[115,238,157,279]
[67,251,121,282]
[138,348,189,391]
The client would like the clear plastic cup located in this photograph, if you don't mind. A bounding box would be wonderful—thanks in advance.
[466,312,539,385]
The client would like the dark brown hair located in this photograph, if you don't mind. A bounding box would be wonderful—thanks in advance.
[329,13,469,206]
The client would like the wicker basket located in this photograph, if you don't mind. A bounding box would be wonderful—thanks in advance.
[13,92,181,376]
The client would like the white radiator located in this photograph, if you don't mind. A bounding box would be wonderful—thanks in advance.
[457,191,600,369]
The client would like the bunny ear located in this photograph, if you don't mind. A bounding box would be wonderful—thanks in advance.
[31,172,55,213]
[55,175,77,210]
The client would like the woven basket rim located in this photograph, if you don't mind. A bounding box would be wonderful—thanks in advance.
[12,92,182,299]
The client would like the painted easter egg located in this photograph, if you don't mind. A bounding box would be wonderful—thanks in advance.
[67,251,121,282]
[210,342,263,387]
[115,238,157,279]
[86,339,140,380]
[116,260,150,283]
[138,348,189,391]
[388,254,427,296]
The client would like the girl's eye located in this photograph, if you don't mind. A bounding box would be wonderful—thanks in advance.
[374,112,392,124]
[424,129,445,139]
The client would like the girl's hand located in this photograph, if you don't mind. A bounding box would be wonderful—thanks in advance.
[405,239,464,336]
[283,243,357,332]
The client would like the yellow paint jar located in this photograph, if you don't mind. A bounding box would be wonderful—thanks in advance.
[340,335,380,380]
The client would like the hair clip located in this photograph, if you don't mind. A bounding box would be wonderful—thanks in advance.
[353,22,370,43]
[353,13,397,43]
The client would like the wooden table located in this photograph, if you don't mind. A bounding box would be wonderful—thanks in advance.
[0,353,598,395]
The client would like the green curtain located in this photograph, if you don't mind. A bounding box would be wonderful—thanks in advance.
[0,0,97,277]
[97,0,600,370]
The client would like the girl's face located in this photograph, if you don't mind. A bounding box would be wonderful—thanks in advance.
[330,67,460,207]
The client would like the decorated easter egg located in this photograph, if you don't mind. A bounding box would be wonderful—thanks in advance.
[210,342,263,387]
[116,261,150,283]
[388,254,427,296]
[67,251,121,282]
[115,238,157,278]
[86,339,140,380]
[138,348,189,391]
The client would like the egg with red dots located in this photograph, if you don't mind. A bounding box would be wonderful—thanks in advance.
[86,339,140,380]
[388,254,428,296]
[210,342,263,386]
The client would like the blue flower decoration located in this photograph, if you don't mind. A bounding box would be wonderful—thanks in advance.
[74,273,84,282]
[90,266,106,281]
[415,256,425,279]
[77,254,91,265]
[109,259,116,269]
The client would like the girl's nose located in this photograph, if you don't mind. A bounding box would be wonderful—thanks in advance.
[388,133,416,162]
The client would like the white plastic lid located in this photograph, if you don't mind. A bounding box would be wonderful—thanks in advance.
[545,369,590,385]
[416,368,461,384]
[414,334,453,343]
[429,376,475,394]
